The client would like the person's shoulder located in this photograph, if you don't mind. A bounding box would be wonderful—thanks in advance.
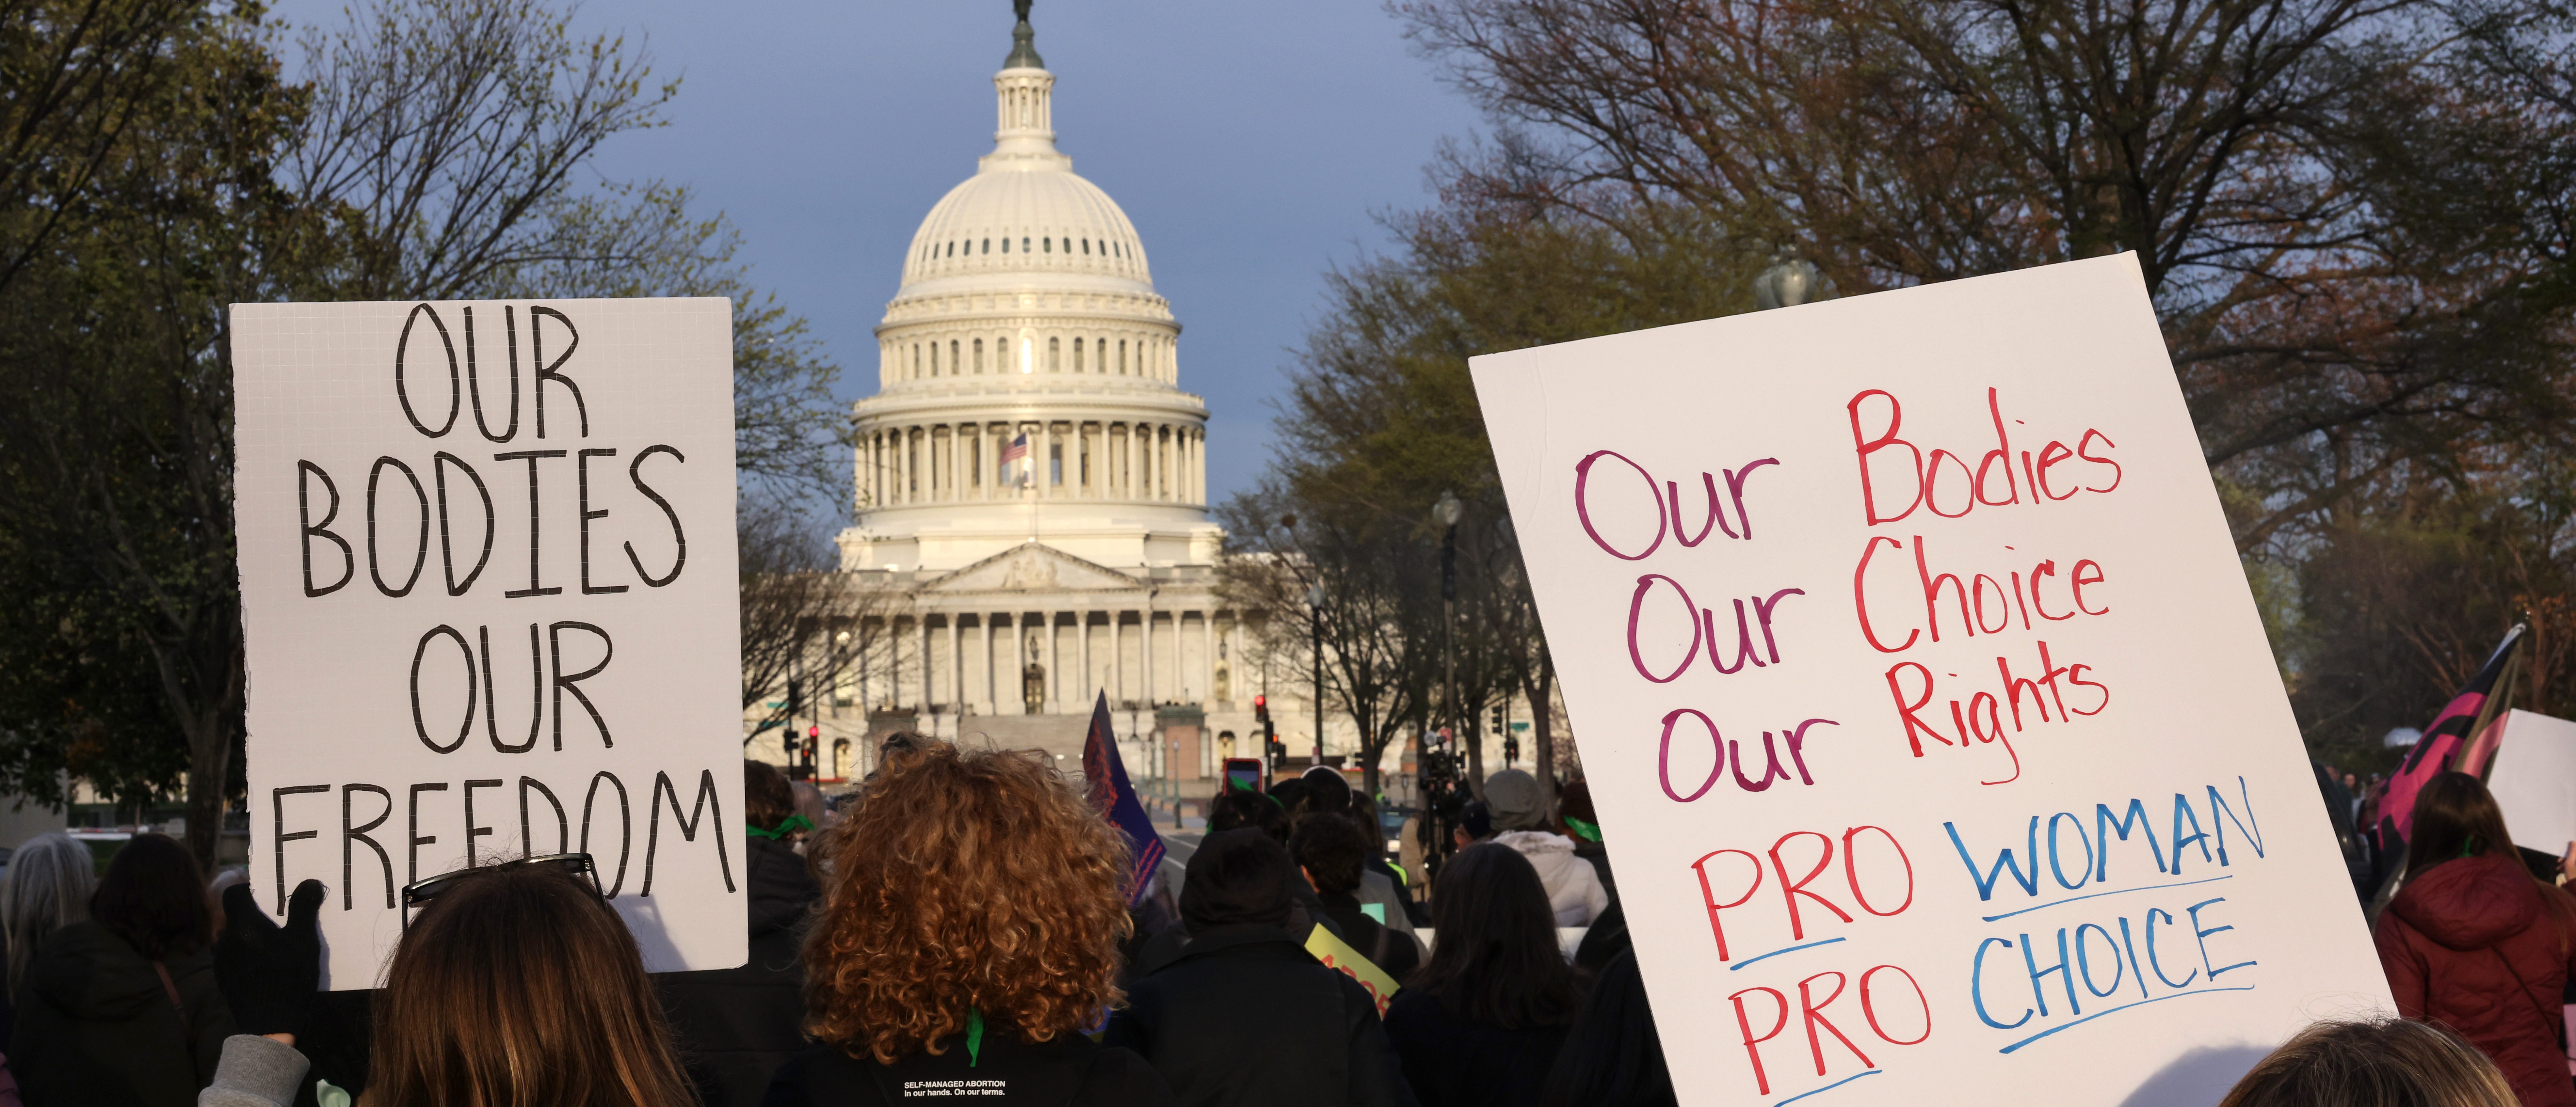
[1075,1045,1178,1107]
[759,1045,888,1107]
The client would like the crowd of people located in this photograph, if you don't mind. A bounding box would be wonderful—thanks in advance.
[0,742,2559,1106]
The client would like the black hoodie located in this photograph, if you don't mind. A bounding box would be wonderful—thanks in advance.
[9,920,233,1106]
[656,835,824,1107]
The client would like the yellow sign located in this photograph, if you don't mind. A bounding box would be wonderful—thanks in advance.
[1304,923,1400,1017]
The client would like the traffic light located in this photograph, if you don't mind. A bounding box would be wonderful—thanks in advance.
[1490,703,1505,735]
[1254,693,1269,724]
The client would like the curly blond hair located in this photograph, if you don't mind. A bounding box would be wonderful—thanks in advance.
[801,739,1132,1062]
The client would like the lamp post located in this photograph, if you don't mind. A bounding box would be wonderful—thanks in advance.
[1754,250,1825,310]
[1305,582,1326,767]
[1433,490,1464,788]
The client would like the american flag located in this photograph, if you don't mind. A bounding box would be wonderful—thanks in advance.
[999,433,1030,485]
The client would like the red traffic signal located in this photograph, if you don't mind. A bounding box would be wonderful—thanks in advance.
[807,724,820,738]
[1254,694,1266,708]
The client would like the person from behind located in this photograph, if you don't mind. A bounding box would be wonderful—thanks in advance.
[367,856,694,1105]
[1385,844,1579,1107]
[0,832,96,1051]
[2215,1016,2517,1107]
[11,832,230,1105]
[1289,813,1420,979]
[768,739,1174,1105]
[1552,779,1614,901]
[1106,828,1415,1107]
[658,760,826,1106]
[2374,771,2576,1107]
[1480,770,1606,926]
[1536,948,1672,1107]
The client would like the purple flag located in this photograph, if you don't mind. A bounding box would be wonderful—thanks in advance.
[1082,692,1164,906]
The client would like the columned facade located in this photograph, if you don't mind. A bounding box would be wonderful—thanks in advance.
[829,8,1238,771]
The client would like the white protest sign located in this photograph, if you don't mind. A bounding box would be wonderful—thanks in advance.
[1474,255,2386,1105]
[233,298,744,988]
[2488,709,2576,855]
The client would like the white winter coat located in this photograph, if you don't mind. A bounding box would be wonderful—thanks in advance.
[1492,830,1610,926]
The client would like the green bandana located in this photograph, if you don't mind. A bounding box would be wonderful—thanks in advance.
[748,814,814,841]
[966,1007,985,1068]
[1565,816,1602,843]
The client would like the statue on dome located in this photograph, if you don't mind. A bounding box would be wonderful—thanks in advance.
[1015,0,1032,24]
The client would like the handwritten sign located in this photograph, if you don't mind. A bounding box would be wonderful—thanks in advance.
[2487,710,2576,855]
[1473,256,2385,1104]
[232,298,744,987]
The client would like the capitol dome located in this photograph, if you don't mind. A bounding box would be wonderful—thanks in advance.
[841,6,1218,575]
[900,162,1153,296]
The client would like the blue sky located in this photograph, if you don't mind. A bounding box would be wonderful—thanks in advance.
[276,0,1485,513]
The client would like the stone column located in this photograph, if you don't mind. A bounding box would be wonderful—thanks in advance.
[920,617,934,714]
[1010,614,1026,712]
[1079,611,1093,704]
[1037,421,1052,499]
[1113,611,1127,704]
[947,424,961,502]
[1126,422,1141,501]
[981,616,995,711]
[1203,610,1217,707]
[946,614,961,714]
[1142,601,1156,706]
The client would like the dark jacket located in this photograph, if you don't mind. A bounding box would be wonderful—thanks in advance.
[1315,892,1420,982]
[9,921,233,1107]
[657,836,822,1107]
[760,1025,1175,1106]
[1383,989,1566,1107]
[1105,924,1417,1107]
[2375,851,2576,1107]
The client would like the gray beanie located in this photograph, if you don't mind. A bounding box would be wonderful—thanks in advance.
[1483,769,1546,831]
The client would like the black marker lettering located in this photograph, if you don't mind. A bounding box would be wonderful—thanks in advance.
[408,782,450,886]
[530,306,585,438]
[395,303,460,438]
[411,625,475,753]
[464,305,521,442]
[644,769,736,896]
[299,462,354,597]
[481,624,541,753]
[367,457,429,596]
[624,446,686,587]
[433,452,495,596]
[577,448,626,594]
[495,450,567,597]
[581,771,632,897]
[271,785,329,914]
[549,621,613,750]
[343,784,394,910]
[463,779,504,864]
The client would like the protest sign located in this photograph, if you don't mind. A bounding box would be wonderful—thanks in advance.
[2487,709,2576,856]
[1473,255,2386,1104]
[232,297,743,988]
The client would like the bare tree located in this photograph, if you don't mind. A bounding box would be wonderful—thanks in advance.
[738,503,894,744]
[1218,500,1437,799]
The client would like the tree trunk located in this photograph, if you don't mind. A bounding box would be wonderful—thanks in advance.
[1529,655,1557,813]
[185,735,230,872]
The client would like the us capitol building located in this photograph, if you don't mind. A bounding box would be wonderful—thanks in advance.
[825,7,1264,774]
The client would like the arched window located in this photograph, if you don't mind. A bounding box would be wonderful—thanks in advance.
[911,344,921,380]
[1073,337,1084,372]
[949,340,960,373]
[1081,238,1091,255]
[1022,236,1031,253]
[930,342,940,375]
[1002,236,1011,253]
[1118,339,1127,374]
[974,338,985,372]
[1042,236,1052,253]
[1048,336,1060,372]
[981,238,990,254]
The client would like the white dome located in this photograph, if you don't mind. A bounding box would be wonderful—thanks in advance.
[902,168,1153,292]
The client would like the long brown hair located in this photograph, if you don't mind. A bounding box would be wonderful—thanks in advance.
[2217,1017,2517,1107]
[801,738,1130,1063]
[2405,773,2518,877]
[367,859,691,1107]
[1407,843,1581,1030]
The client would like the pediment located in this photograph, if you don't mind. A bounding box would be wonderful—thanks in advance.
[918,543,1145,595]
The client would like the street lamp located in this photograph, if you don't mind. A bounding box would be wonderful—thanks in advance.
[1306,582,1326,767]
[1754,250,1825,310]
[1434,490,1464,786]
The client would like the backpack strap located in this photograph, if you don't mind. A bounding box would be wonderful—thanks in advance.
[152,961,183,1019]
[2489,946,2566,1051]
